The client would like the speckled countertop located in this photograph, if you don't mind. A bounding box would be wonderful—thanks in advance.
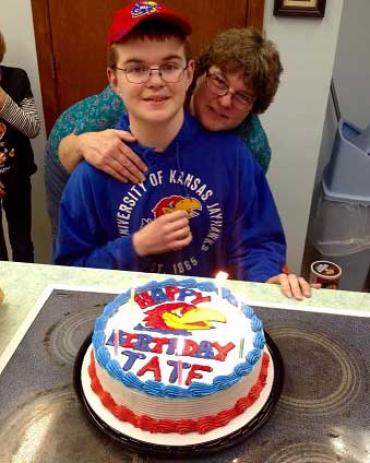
[1,261,370,356]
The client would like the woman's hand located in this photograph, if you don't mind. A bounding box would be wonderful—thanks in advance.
[266,273,321,300]
[77,129,148,183]
[59,129,148,183]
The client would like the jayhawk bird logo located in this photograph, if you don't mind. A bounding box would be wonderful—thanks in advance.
[141,302,225,334]
[153,195,202,219]
[131,1,160,17]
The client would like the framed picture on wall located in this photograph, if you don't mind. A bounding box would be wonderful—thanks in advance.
[273,0,326,18]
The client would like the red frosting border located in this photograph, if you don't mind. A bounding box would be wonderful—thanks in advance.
[88,351,270,434]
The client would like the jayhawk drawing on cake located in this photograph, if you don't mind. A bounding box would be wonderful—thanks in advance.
[140,302,226,334]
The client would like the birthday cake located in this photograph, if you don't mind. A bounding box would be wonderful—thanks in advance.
[88,278,270,435]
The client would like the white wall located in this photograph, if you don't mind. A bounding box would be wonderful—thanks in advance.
[333,0,370,129]
[0,0,49,263]
[262,0,344,272]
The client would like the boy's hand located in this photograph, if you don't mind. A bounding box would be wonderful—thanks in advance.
[133,210,192,256]
[77,129,148,183]
[266,273,321,300]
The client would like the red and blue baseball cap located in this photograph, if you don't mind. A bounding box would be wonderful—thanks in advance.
[108,1,192,46]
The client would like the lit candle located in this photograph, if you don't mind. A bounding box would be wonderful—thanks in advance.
[178,360,183,385]
[237,295,242,312]
[215,271,229,297]
[176,337,185,385]
[239,336,245,359]
[114,329,119,355]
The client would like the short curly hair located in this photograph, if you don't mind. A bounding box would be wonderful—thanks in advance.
[0,30,6,63]
[196,28,283,114]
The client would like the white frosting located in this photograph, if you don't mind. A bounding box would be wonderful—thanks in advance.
[90,283,267,431]
[103,291,254,386]
[94,354,262,419]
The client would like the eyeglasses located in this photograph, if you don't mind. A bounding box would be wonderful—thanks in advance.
[205,71,256,110]
[114,62,189,84]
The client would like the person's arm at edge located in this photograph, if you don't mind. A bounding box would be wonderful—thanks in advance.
[0,69,40,138]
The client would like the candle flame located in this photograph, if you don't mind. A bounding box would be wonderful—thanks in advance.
[215,271,229,297]
[215,271,229,282]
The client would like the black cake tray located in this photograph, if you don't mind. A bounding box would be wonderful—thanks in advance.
[73,331,284,457]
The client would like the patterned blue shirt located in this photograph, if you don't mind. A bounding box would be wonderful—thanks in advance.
[48,85,271,173]
[48,86,124,162]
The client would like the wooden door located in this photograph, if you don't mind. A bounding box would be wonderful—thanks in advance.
[31,0,265,133]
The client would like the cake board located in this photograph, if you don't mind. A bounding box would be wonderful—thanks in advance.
[74,331,284,457]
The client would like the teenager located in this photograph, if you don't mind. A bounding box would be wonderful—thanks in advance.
[55,1,287,287]
[45,26,280,251]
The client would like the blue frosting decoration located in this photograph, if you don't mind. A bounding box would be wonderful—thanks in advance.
[92,278,265,398]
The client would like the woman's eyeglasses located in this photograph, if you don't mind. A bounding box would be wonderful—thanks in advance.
[206,71,256,110]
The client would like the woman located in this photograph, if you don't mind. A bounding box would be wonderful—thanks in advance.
[190,27,282,172]
[0,30,40,262]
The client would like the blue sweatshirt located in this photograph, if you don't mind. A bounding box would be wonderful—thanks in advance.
[56,112,286,282]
